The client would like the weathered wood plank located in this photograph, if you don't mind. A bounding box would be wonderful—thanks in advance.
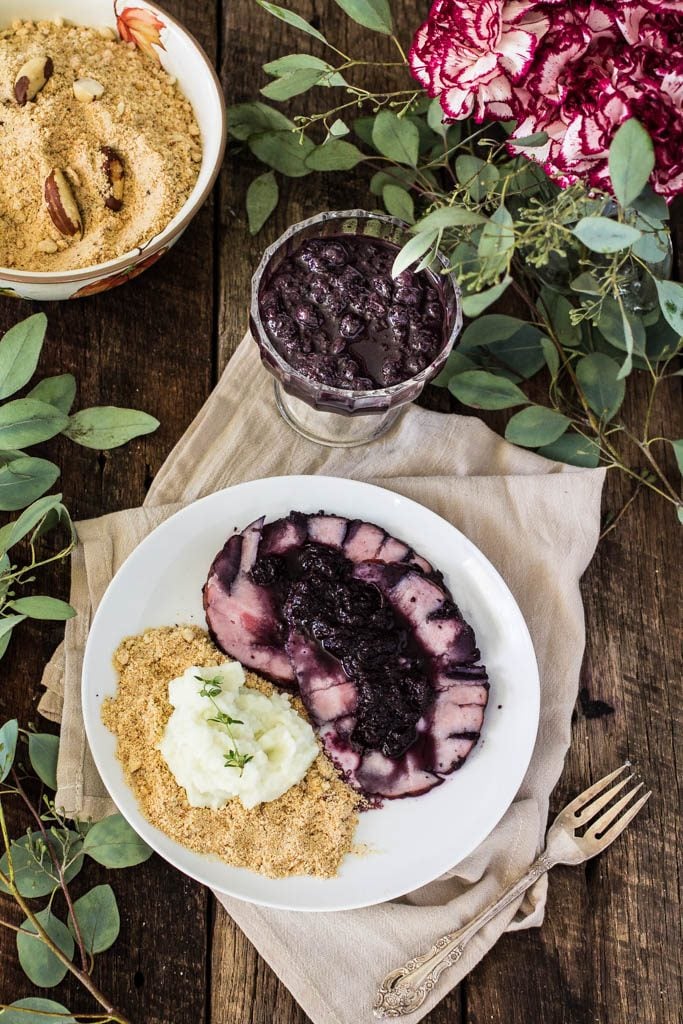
[0,2,217,1018]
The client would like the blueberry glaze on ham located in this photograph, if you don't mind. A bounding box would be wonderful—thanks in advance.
[203,512,489,799]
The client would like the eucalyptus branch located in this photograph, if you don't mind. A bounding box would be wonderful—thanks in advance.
[0,860,131,1024]
[11,768,89,972]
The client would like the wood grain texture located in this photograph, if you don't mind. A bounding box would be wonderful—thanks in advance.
[1,0,681,1022]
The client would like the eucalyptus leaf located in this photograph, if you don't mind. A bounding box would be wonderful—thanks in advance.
[0,400,68,450]
[0,830,83,898]
[0,615,26,643]
[449,370,527,410]
[570,272,602,296]
[0,456,60,512]
[9,596,76,620]
[477,204,514,274]
[0,314,48,401]
[671,439,683,477]
[227,101,294,140]
[329,118,349,137]
[372,111,419,167]
[246,172,279,235]
[369,167,416,196]
[461,276,512,317]
[0,999,76,1024]
[64,407,159,450]
[0,718,18,782]
[332,0,392,34]
[540,336,560,378]
[382,184,415,224]
[632,223,670,265]
[261,67,323,100]
[538,289,581,347]
[455,155,499,201]
[17,908,74,988]
[538,432,601,468]
[0,630,12,661]
[597,300,645,380]
[427,98,447,137]
[488,327,548,380]
[645,316,680,362]
[631,186,669,221]
[511,131,548,147]
[1,494,64,554]
[69,884,120,954]
[305,139,364,171]
[608,119,655,208]
[459,315,526,351]
[573,217,641,253]
[28,732,59,790]
[655,279,683,335]
[505,406,570,448]
[83,813,153,867]
[391,231,438,278]
[413,207,487,233]
[431,350,477,386]
[26,374,77,415]
[256,1,328,45]
[264,54,345,87]
[576,353,625,421]
[249,130,315,177]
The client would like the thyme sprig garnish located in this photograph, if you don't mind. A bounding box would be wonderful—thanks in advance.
[195,674,254,774]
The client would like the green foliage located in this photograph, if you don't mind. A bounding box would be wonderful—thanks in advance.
[82,813,153,868]
[69,884,120,954]
[576,354,625,421]
[28,732,60,789]
[504,406,570,447]
[306,139,365,170]
[332,0,392,34]
[372,111,419,167]
[0,314,48,401]
[233,0,681,523]
[17,908,74,987]
[449,371,527,410]
[64,407,159,450]
[247,171,279,234]
[1,999,76,1023]
[608,119,655,208]
[0,719,18,782]
[382,183,415,223]
[573,217,642,253]
[0,830,84,898]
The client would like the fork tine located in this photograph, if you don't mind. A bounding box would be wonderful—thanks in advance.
[573,773,634,825]
[588,791,652,850]
[562,763,630,817]
[586,782,645,840]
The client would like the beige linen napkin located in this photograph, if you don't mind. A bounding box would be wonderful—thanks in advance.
[40,335,605,1024]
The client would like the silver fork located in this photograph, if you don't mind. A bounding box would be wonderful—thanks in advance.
[374,764,651,1018]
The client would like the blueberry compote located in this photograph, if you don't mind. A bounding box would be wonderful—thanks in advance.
[258,235,446,390]
[250,537,433,759]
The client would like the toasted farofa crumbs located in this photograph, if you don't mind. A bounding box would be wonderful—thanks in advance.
[0,19,200,271]
[102,626,362,879]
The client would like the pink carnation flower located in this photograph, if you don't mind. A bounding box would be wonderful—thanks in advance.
[409,0,550,121]
[411,0,683,198]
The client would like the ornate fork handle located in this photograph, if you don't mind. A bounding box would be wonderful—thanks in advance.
[373,853,553,1018]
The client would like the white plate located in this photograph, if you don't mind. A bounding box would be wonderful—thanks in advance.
[83,476,539,912]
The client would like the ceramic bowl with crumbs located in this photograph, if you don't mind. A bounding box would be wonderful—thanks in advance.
[0,1,225,300]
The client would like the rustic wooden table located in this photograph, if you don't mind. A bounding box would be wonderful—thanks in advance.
[1,2,681,1021]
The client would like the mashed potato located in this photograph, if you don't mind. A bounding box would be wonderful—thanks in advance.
[158,661,318,810]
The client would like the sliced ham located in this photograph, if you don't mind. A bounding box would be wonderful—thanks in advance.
[203,517,295,685]
[204,509,489,799]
